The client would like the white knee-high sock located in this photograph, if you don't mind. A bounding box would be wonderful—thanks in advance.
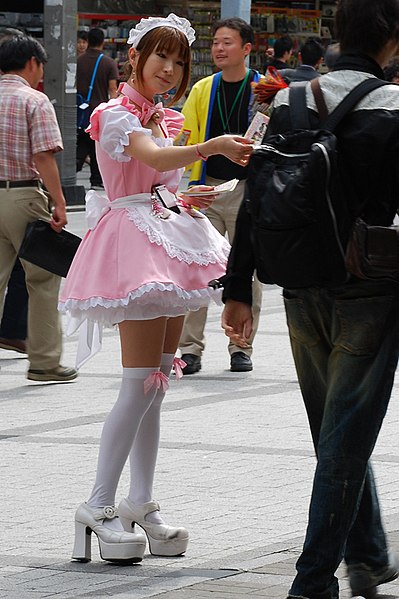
[87,367,159,510]
[128,354,174,523]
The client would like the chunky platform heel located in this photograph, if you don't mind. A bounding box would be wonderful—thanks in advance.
[118,498,189,557]
[72,503,146,564]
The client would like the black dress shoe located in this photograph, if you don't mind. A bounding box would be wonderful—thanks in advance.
[230,352,253,372]
[181,353,202,375]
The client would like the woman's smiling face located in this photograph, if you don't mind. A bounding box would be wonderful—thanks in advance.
[139,46,185,97]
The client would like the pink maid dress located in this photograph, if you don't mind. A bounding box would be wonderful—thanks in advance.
[58,83,230,367]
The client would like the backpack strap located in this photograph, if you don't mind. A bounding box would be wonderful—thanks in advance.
[310,78,328,124]
[289,81,310,130]
[324,78,389,132]
[86,53,104,103]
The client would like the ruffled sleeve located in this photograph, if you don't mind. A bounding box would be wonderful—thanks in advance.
[94,102,152,163]
[164,108,185,139]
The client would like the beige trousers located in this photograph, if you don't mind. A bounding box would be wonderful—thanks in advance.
[0,186,62,369]
[179,177,262,358]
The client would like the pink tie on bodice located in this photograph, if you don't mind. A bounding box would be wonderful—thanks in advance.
[141,102,165,126]
[118,82,165,125]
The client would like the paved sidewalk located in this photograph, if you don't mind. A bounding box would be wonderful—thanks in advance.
[1,210,399,598]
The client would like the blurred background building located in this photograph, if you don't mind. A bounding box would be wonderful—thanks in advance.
[0,0,337,203]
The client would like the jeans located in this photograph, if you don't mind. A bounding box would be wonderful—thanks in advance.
[283,278,399,599]
[0,258,28,339]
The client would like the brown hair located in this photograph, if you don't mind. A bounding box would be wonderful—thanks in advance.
[124,27,191,105]
[336,0,399,54]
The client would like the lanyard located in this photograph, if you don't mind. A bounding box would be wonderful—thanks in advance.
[216,69,251,132]
[86,53,104,102]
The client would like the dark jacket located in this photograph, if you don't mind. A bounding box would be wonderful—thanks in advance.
[279,64,320,83]
[265,58,289,72]
[223,53,399,304]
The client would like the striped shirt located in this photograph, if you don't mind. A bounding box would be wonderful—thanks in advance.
[0,74,63,181]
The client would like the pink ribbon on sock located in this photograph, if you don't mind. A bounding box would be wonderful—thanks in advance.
[173,358,187,380]
[144,371,169,394]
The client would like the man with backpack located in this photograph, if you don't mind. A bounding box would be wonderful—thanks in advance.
[221,0,399,597]
[76,28,118,189]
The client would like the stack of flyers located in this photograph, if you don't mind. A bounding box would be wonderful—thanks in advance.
[212,178,239,193]
[182,178,239,196]
[245,111,270,146]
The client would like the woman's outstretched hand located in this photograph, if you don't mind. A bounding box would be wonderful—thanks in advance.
[216,135,254,166]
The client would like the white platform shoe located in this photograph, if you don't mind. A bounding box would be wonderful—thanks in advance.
[118,498,189,557]
[72,503,146,563]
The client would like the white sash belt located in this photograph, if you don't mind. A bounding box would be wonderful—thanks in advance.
[86,189,151,230]
[76,320,103,370]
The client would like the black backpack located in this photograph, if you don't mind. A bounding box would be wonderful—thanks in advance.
[246,78,388,288]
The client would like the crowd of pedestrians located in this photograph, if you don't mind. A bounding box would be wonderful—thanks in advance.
[1,1,399,597]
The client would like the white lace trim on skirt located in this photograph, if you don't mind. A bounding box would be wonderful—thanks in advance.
[59,282,222,369]
[126,205,230,265]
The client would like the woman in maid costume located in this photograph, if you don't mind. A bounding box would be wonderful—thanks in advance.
[59,13,252,564]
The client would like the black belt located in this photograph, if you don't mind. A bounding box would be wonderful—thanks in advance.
[0,180,40,188]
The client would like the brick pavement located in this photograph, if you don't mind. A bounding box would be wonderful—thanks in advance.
[1,200,399,598]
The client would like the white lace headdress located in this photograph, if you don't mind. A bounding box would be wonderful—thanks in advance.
[127,13,196,47]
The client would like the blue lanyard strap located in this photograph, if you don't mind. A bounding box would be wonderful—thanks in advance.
[86,53,104,102]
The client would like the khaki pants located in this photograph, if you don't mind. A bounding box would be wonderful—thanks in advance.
[0,186,62,369]
[179,177,262,358]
